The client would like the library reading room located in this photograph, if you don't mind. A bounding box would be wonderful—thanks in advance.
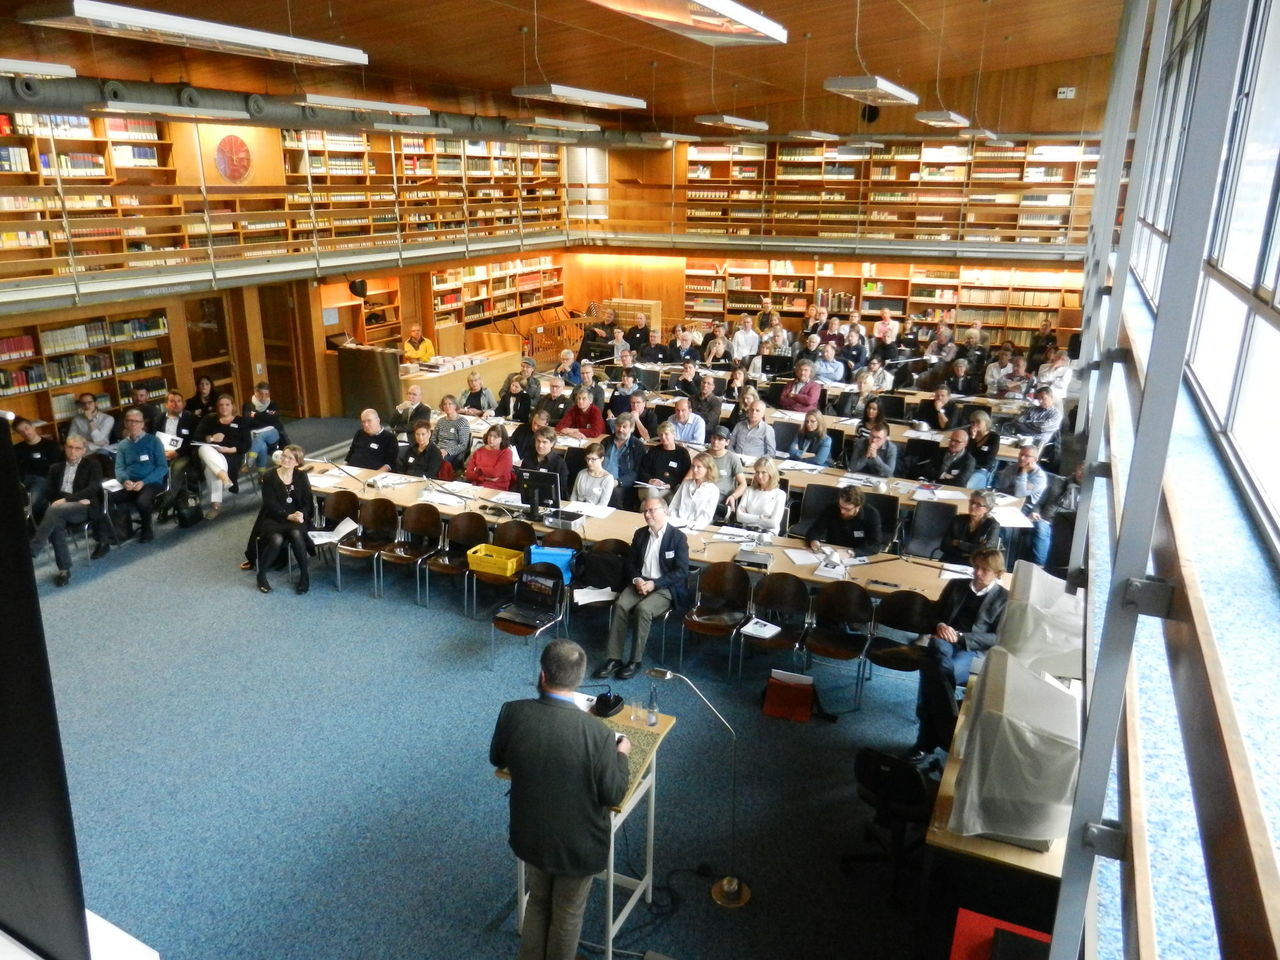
[2,3,1277,960]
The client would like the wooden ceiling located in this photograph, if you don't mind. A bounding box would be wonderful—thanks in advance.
[4,0,1123,132]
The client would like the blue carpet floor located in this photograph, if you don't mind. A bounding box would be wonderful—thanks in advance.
[33,483,931,960]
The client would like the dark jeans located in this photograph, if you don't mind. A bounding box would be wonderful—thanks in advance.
[914,636,980,753]
[24,473,51,521]
[116,482,163,537]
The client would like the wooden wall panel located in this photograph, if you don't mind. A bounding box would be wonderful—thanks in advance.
[561,253,686,326]
[169,124,286,187]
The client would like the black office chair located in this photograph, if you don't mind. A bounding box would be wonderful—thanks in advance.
[840,747,939,902]
[861,491,903,554]
[878,394,908,421]
[771,419,799,454]
[902,500,957,560]
[788,483,838,541]
[897,438,939,479]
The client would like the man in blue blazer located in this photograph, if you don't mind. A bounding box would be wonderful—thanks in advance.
[491,639,631,960]
[595,497,690,680]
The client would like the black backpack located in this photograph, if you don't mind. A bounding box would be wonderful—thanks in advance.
[573,551,627,591]
[175,490,203,528]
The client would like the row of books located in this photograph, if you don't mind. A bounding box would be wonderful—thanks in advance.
[0,145,31,172]
[103,117,162,142]
[115,347,165,370]
[10,113,93,138]
[118,376,168,398]
[39,152,108,176]
[0,353,116,394]
[0,334,36,360]
[1,230,47,248]
[110,144,162,168]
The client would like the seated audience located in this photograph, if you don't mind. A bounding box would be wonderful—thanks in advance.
[185,375,217,419]
[466,424,515,491]
[855,395,888,440]
[13,417,61,519]
[458,372,497,417]
[915,385,959,431]
[247,444,314,595]
[625,391,657,442]
[707,427,749,510]
[494,375,532,423]
[637,328,671,364]
[1036,349,1074,402]
[195,394,249,520]
[814,342,846,384]
[640,422,691,495]
[690,374,723,430]
[965,410,1001,489]
[398,420,444,478]
[998,355,1034,398]
[670,330,700,363]
[242,381,290,470]
[938,491,1001,565]
[924,429,976,487]
[944,357,979,396]
[390,384,431,432]
[910,548,1008,761]
[924,326,957,364]
[667,452,719,527]
[847,423,897,477]
[983,348,1014,396]
[806,485,884,556]
[601,413,646,508]
[668,359,702,397]
[558,388,606,440]
[1028,461,1083,566]
[68,392,116,456]
[735,458,786,534]
[607,369,643,419]
[552,348,581,386]
[996,444,1049,508]
[402,323,435,363]
[29,434,108,584]
[432,395,473,472]
[792,333,822,367]
[731,314,761,359]
[511,409,552,465]
[129,386,161,433]
[669,397,705,446]
[789,411,832,467]
[534,377,571,425]
[525,427,570,494]
[729,400,777,457]
[701,333,733,367]
[516,356,542,402]
[577,361,607,410]
[115,406,168,537]
[156,389,198,462]
[570,442,618,506]
[722,367,749,404]
[344,407,398,475]
[1008,387,1063,447]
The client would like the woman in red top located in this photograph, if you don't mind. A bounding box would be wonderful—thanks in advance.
[557,388,606,440]
[465,424,515,490]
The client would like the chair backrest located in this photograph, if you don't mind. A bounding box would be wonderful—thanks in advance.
[513,561,565,612]
[593,537,630,557]
[697,561,751,610]
[542,528,583,551]
[903,500,958,559]
[446,511,489,548]
[360,497,400,536]
[753,572,811,622]
[636,367,661,390]
[813,580,874,628]
[861,491,902,549]
[771,420,799,453]
[877,394,907,421]
[874,589,933,634]
[324,489,360,524]
[826,428,846,459]
[853,747,933,812]
[493,518,537,552]
[563,445,587,481]
[400,502,442,540]
[897,438,938,479]
[797,484,839,524]
[957,402,987,427]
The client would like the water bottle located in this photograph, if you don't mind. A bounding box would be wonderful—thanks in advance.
[646,682,659,726]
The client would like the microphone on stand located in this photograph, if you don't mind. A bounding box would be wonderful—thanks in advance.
[323,457,364,487]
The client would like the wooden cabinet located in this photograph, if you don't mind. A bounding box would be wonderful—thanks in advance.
[319,277,402,348]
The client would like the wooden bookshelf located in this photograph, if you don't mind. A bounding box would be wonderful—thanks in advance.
[427,255,562,333]
[319,277,402,348]
[680,256,1082,344]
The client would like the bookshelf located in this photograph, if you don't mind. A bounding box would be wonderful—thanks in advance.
[679,138,1103,245]
[681,256,1083,345]
[427,255,562,333]
[319,277,402,348]
[0,306,175,428]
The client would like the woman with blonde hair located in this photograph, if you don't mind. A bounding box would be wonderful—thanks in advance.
[735,457,786,534]
[668,452,720,527]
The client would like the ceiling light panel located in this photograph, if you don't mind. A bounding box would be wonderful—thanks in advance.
[823,75,919,107]
[301,94,432,116]
[915,110,970,128]
[0,57,77,77]
[511,83,645,111]
[86,100,251,120]
[20,0,368,66]
[694,113,768,132]
[509,116,601,132]
[580,0,786,46]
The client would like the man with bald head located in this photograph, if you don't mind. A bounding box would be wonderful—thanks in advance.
[345,409,396,472]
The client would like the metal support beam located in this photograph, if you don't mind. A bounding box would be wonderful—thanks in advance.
[1084,820,1129,861]
[1050,1,1254,958]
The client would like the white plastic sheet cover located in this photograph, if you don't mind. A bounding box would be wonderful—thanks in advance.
[996,560,1086,679]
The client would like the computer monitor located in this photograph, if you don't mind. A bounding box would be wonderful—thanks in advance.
[515,466,562,521]
[759,354,792,378]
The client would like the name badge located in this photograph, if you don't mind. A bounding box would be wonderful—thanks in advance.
[854,530,865,538]
[668,460,678,468]
[285,496,293,504]
[32,452,41,459]
[140,454,150,461]
[664,551,675,559]
[180,428,189,435]
[369,442,379,450]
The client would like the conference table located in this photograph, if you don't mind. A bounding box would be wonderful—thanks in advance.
[303,459,1021,598]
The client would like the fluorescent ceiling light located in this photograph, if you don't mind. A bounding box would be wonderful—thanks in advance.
[642,131,701,143]
[509,116,601,132]
[511,83,645,111]
[841,138,884,149]
[695,113,768,132]
[823,75,919,107]
[960,127,995,140]
[579,0,786,46]
[372,122,454,136]
[915,110,970,128]
[787,130,840,142]
[0,57,76,77]
[20,0,368,66]
[521,132,579,144]
[301,94,431,116]
[986,137,1017,147]
[86,100,250,120]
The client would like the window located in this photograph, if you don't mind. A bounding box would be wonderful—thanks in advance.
[1190,278,1249,416]
[1228,315,1280,510]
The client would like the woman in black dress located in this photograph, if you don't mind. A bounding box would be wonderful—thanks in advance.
[494,375,532,423]
[398,420,444,478]
[248,444,314,594]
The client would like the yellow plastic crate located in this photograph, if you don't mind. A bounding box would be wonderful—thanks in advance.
[467,543,525,577]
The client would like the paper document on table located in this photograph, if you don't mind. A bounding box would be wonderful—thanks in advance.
[365,472,418,489]
[309,517,358,545]
[843,555,870,566]
[563,500,615,519]
[992,505,1029,527]
[490,491,523,506]
[935,489,969,500]
[840,473,878,487]
[441,481,477,495]
[814,561,847,579]
[777,459,823,473]
[667,515,705,531]
[993,492,1018,506]
[940,569,972,581]
[771,410,804,422]
[942,562,973,576]
[784,548,823,565]
[912,488,937,501]
[307,473,345,490]
[574,587,618,605]
[713,525,757,542]
[419,490,467,506]
[903,429,943,440]
[558,435,588,448]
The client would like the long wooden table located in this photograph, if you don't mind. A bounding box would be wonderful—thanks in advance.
[304,461,1015,597]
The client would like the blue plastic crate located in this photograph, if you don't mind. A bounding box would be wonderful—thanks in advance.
[529,545,576,585]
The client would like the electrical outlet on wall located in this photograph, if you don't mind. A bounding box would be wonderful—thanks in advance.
[1057,87,1077,100]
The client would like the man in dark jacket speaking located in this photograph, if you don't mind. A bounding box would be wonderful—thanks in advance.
[491,639,631,960]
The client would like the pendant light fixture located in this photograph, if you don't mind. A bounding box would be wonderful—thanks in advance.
[788,33,839,141]
[915,0,969,128]
[824,0,918,107]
